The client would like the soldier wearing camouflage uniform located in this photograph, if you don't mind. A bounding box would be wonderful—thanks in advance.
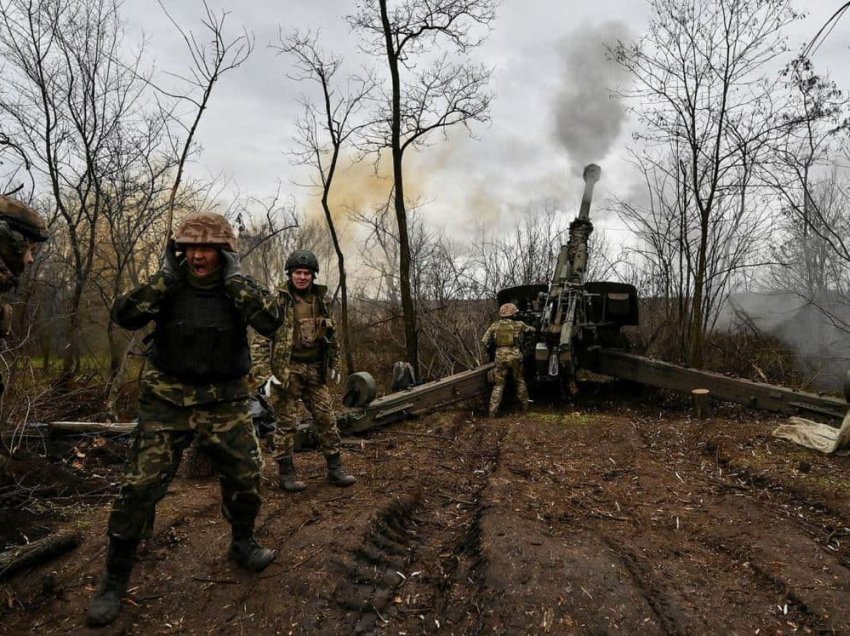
[482,303,535,417]
[88,213,282,628]
[252,249,355,493]
[0,196,49,393]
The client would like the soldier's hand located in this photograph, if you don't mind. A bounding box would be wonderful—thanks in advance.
[329,368,341,384]
[161,239,182,283]
[221,250,243,281]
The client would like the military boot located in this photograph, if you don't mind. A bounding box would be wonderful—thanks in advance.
[277,456,306,493]
[228,526,276,572]
[326,453,356,487]
[87,537,137,627]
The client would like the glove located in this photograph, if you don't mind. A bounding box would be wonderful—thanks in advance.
[260,375,282,398]
[221,250,243,281]
[260,370,290,395]
[161,239,182,284]
[328,368,341,384]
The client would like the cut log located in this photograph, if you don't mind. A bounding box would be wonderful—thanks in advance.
[0,529,81,580]
[48,421,136,436]
[691,389,712,418]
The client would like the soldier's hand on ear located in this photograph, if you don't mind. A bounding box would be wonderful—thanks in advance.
[161,239,182,284]
[221,250,243,281]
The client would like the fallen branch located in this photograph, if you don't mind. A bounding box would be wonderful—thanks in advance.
[48,421,136,436]
[0,528,81,580]
[392,430,455,441]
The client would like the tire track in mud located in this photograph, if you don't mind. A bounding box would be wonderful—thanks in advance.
[471,411,847,634]
[625,416,850,633]
[329,416,504,633]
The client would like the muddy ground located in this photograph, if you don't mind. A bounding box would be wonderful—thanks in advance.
[2,385,850,634]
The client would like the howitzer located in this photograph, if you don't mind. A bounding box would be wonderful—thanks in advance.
[497,164,639,393]
[255,163,850,445]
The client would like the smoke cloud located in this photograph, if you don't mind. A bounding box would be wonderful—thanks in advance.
[553,21,632,168]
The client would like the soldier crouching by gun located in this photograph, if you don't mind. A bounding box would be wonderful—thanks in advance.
[87,213,282,628]
[253,249,356,493]
[482,303,535,417]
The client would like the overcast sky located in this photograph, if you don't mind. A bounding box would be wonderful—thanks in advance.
[120,1,850,245]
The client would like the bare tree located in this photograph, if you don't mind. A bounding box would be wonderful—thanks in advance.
[0,0,161,375]
[155,1,253,249]
[613,149,773,361]
[275,29,375,376]
[610,0,800,367]
[763,58,850,296]
[348,0,496,377]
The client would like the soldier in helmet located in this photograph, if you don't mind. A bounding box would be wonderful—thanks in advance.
[252,249,356,493]
[0,195,49,291]
[0,195,49,393]
[87,213,282,628]
[481,303,535,417]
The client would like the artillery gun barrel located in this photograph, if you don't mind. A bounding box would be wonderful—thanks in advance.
[578,163,601,221]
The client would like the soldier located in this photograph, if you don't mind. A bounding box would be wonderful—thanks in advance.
[0,196,49,386]
[253,249,356,493]
[481,303,535,417]
[87,213,282,628]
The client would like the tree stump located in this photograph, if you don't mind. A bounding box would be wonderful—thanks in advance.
[691,388,712,418]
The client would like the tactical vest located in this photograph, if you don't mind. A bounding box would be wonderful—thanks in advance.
[494,321,519,347]
[290,292,325,362]
[149,280,250,383]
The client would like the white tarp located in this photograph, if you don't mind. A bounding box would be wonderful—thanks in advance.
[772,413,850,455]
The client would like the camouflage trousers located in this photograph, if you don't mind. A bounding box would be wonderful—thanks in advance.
[269,360,341,460]
[107,391,263,543]
[489,351,529,415]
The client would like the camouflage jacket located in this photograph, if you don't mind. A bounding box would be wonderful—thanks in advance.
[0,220,22,294]
[113,267,282,406]
[251,282,339,388]
[482,318,535,362]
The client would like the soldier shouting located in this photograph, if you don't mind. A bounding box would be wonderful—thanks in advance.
[482,303,535,417]
[88,213,282,627]
[253,249,356,492]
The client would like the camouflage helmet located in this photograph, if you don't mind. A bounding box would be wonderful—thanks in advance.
[0,195,48,243]
[285,249,319,275]
[174,213,237,252]
[499,303,519,318]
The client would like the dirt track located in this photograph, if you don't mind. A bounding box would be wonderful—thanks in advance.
[3,391,850,634]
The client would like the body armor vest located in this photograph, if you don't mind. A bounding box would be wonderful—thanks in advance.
[291,292,323,362]
[149,281,250,383]
[494,321,519,347]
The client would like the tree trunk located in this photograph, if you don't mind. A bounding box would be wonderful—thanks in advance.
[689,209,711,368]
[380,0,419,377]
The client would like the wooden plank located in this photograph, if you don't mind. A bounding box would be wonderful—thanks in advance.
[590,349,848,422]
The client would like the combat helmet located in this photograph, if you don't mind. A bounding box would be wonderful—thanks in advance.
[499,303,519,318]
[285,249,319,275]
[0,196,48,243]
[174,213,237,252]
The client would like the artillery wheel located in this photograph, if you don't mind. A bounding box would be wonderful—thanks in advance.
[343,371,377,407]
